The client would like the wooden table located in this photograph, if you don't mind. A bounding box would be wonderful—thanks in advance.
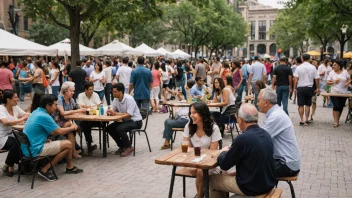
[321,93,352,123]
[163,101,225,119]
[155,148,221,198]
[12,124,24,131]
[65,113,131,157]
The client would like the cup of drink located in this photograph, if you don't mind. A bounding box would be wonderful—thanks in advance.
[193,141,201,156]
[86,109,89,115]
[181,141,189,153]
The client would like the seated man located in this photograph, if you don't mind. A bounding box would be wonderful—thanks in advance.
[21,94,83,182]
[258,88,301,177]
[106,83,142,157]
[190,77,206,100]
[210,103,276,197]
[76,81,101,155]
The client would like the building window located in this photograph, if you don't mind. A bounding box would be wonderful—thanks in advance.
[250,21,255,40]
[269,44,276,56]
[258,21,266,40]
[257,44,266,55]
[250,44,254,51]
[269,20,275,40]
[24,17,28,31]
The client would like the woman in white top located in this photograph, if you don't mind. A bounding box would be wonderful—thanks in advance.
[209,77,235,135]
[103,60,113,105]
[89,62,106,101]
[0,90,30,176]
[183,102,222,198]
[49,62,60,97]
[326,59,351,127]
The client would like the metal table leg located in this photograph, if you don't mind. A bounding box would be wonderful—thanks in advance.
[203,169,210,198]
[168,166,177,198]
[102,122,107,157]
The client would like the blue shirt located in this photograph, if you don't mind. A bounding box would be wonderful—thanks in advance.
[21,108,59,157]
[262,105,301,171]
[190,84,205,97]
[82,65,94,77]
[248,61,266,83]
[242,64,248,79]
[130,65,152,99]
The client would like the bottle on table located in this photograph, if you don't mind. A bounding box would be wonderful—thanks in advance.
[100,104,104,116]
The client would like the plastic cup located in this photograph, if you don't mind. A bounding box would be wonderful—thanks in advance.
[181,141,188,153]
[193,141,201,156]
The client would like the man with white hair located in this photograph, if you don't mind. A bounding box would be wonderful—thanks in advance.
[257,88,301,178]
[210,103,276,197]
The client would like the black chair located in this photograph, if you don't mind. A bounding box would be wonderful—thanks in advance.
[216,104,241,140]
[175,139,223,197]
[129,108,152,156]
[171,128,185,150]
[79,123,109,152]
[12,130,57,189]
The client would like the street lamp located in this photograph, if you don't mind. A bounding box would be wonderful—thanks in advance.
[340,24,348,59]
[187,43,190,54]
[8,5,21,35]
[303,40,307,53]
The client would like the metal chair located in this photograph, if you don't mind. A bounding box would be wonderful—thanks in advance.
[12,130,57,189]
[171,128,185,150]
[216,104,241,140]
[129,108,152,156]
[79,123,109,151]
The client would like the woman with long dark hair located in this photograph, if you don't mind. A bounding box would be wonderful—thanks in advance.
[27,90,45,113]
[0,90,29,176]
[89,62,106,101]
[327,59,351,127]
[183,102,222,198]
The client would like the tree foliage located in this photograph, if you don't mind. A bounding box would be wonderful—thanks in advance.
[29,20,69,46]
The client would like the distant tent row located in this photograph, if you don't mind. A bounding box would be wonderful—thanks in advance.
[0,28,191,58]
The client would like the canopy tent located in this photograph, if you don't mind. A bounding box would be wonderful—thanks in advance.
[0,28,57,56]
[49,38,100,56]
[98,40,143,56]
[169,49,191,59]
[135,43,163,56]
[156,47,172,56]
[306,50,320,56]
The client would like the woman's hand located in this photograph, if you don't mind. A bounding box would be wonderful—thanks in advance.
[78,108,87,114]
[19,115,28,122]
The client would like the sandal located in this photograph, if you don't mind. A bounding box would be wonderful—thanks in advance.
[304,121,309,126]
[160,144,171,150]
[66,166,84,174]
[333,123,339,128]
[299,122,305,126]
[73,153,82,159]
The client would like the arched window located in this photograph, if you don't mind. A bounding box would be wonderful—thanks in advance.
[257,44,266,55]
[269,44,276,56]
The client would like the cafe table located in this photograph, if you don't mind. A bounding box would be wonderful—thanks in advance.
[155,147,221,198]
[163,101,226,118]
[321,93,352,123]
[65,113,131,157]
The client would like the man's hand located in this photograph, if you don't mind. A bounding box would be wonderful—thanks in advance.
[72,124,78,131]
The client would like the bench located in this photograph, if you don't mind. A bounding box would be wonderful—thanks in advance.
[276,175,298,198]
[171,128,184,150]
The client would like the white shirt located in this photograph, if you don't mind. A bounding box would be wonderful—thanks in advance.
[166,65,174,79]
[116,66,132,88]
[0,105,26,149]
[317,64,332,81]
[103,66,113,84]
[293,62,319,88]
[90,71,106,92]
[111,94,142,121]
[327,70,350,94]
[77,92,101,107]
[183,123,222,149]
[49,68,60,86]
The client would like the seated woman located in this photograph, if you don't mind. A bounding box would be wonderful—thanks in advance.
[0,90,30,176]
[183,102,222,198]
[327,59,351,127]
[160,80,195,149]
[51,81,86,159]
[209,77,236,135]
[27,90,45,113]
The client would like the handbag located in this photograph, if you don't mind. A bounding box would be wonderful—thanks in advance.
[42,73,48,88]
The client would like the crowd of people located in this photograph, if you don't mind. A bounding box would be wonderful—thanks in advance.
[0,53,350,197]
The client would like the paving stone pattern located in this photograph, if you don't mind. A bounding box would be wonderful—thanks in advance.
[0,98,351,198]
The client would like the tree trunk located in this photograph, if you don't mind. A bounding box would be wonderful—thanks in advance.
[69,8,81,69]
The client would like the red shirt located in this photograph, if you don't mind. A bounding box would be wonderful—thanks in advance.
[264,63,272,74]
[0,68,14,90]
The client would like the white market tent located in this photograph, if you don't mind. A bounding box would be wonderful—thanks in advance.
[156,47,172,56]
[135,43,163,57]
[49,38,100,56]
[0,28,57,56]
[170,49,191,59]
[98,40,143,56]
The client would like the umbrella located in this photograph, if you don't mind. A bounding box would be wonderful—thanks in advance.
[263,54,271,58]
[306,50,320,56]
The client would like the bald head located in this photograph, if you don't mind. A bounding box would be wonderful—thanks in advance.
[238,104,258,123]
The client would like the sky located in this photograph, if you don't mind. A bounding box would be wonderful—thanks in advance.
[258,0,286,8]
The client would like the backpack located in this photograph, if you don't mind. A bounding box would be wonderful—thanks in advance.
[176,65,184,80]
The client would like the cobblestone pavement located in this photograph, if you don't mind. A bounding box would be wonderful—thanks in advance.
[0,97,351,198]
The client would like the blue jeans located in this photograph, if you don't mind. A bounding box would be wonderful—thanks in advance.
[19,84,31,102]
[236,79,247,103]
[104,83,112,105]
[163,117,188,141]
[135,99,150,114]
[175,76,187,99]
[94,90,105,101]
[276,85,289,115]
[51,86,60,97]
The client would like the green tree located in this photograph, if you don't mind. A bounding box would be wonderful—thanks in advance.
[29,20,69,46]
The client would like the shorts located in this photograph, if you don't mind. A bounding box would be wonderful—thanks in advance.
[312,95,317,103]
[297,87,314,106]
[162,83,169,89]
[150,86,160,99]
[330,96,348,112]
[38,141,61,157]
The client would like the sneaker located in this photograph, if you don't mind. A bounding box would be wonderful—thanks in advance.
[65,166,84,174]
[87,143,98,156]
[120,147,134,157]
[38,170,57,181]
[114,147,125,155]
